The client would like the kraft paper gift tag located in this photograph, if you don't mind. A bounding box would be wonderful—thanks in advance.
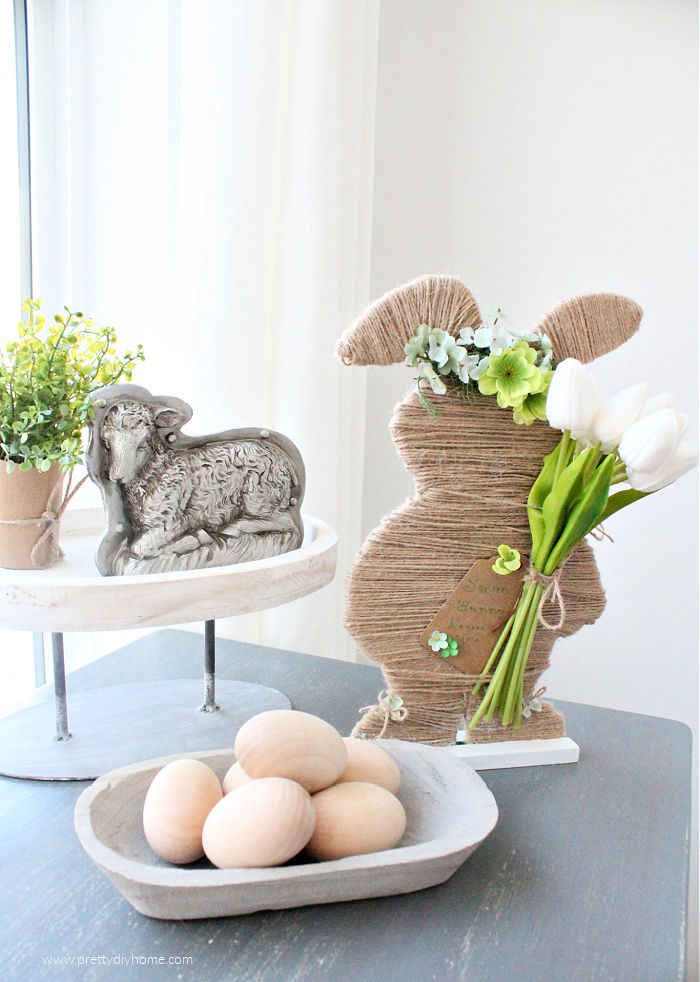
[420,558,524,675]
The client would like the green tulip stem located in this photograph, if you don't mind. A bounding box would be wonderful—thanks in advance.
[469,581,537,729]
[500,585,542,726]
[581,443,602,483]
[472,612,516,698]
[610,458,627,483]
[553,430,571,483]
[543,453,616,575]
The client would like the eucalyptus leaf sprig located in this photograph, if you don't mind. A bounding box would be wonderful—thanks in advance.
[469,357,697,730]
[0,299,144,472]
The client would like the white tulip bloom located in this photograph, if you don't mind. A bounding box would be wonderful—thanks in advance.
[626,437,698,493]
[639,392,676,418]
[590,382,648,453]
[617,408,687,476]
[545,358,601,440]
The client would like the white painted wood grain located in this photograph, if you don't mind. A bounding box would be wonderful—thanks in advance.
[0,510,337,631]
[451,736,580,769]
[74,740,498,919]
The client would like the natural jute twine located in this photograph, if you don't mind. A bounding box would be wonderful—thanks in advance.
[524,564,567,631]
[0,470,87,569]
[358,690,408,738]
[338,275,641,746]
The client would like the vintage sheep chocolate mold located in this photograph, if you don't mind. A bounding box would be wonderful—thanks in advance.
[85,384,305,575]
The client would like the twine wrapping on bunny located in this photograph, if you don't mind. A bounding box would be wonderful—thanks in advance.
[338,275,642,746]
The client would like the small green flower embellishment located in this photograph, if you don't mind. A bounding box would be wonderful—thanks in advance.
[428,633,459,657]
[379,691,405,718]
[478,340,541,409]
[492,544,521,575]
[441,638,459,658]
[428,631,449,652]
[522,687,546,718]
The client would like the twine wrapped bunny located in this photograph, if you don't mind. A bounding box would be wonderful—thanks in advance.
[337,275,641,746]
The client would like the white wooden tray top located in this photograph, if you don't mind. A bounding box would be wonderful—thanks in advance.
[0,509,338,780]
[74,740,499,920]
[0,509,338,632]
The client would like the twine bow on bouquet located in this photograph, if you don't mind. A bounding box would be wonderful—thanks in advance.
[469,358,698,730]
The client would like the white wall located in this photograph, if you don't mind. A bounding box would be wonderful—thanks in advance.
[365,0,697,973]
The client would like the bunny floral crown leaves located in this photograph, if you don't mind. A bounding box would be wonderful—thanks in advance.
[404,306,555,425]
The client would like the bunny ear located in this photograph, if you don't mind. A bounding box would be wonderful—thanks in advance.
[536,294,642,364]
[337,274,481,366]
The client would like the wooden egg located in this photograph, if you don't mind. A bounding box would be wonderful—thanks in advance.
[306,781,407,861]
[234,710,347,793]
[202,777,316,868]
[142,758,223,865]
[222,761,252,794]
[335,738,401,793]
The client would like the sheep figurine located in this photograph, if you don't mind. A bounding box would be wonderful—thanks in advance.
[337,275,642,746]
[86,384,305,575]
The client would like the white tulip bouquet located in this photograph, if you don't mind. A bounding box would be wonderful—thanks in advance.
[469,357,697,729]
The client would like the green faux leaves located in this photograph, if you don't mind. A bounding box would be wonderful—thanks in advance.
[0,300,144,472]
[543,452,615,574]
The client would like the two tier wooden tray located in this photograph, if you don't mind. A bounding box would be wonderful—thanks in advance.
[0,509,337,780]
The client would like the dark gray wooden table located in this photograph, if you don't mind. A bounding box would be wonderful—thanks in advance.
[0,630,691,982]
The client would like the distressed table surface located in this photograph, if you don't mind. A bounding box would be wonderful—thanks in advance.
[0,630,691,982]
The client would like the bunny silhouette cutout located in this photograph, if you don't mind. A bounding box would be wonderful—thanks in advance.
[337,275,642,746]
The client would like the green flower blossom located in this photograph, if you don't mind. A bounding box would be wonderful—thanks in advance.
[492,544,521,575]
[427,328,451,367]
[478,341,541,409]
[437,337,467,376]
[418,362,447,395]
[428,631,448,652]
[404,324,430,366]
[426,328,467,376]
[522,688,545,717]
[441,637,459,658]
[537,332,553,369]
[512,369,554,425]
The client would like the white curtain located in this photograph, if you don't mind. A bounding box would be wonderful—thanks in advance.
[28,0,379,661]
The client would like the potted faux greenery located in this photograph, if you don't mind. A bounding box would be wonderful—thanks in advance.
[0,299,144,569]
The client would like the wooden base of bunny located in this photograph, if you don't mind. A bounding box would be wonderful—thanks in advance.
[450,736,580,769]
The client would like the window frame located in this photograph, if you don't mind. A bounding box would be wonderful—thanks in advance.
[11,0,45,686]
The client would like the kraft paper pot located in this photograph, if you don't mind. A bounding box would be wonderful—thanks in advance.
[0,461,64,569]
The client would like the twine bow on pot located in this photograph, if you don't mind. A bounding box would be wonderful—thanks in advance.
[0,470,87,569]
